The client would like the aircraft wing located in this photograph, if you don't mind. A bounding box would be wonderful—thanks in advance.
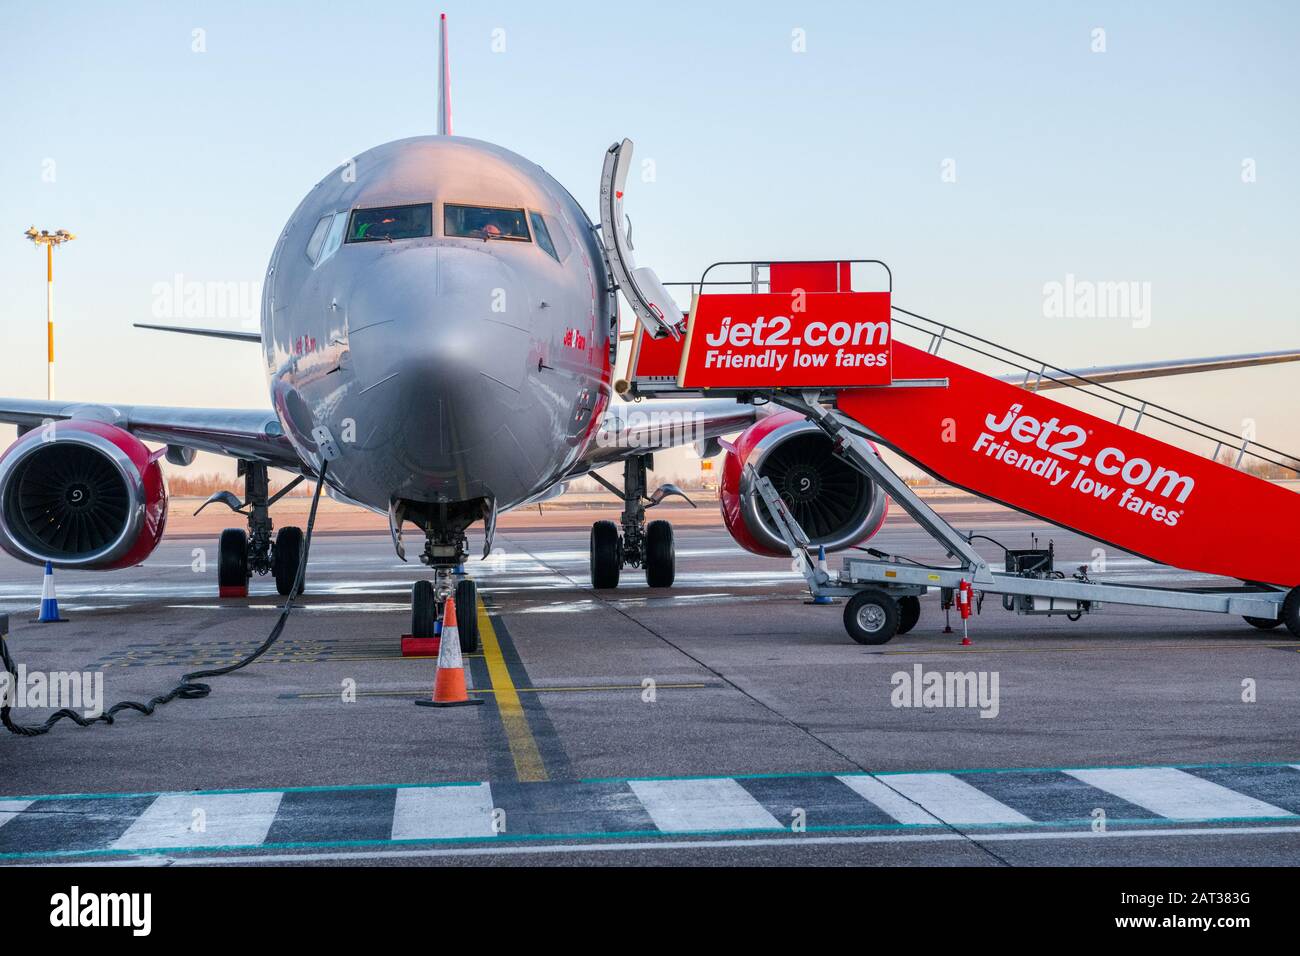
[1004,348,1300,390]
[0,398,301,469]
[133,322,262,343]
[569,398,758,474]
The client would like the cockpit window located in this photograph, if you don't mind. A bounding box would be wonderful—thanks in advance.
[306,215,332,262]
[444,204,531,241]
[529,212,559,262]
[345,204,433,243]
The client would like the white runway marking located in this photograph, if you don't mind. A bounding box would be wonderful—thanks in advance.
[390,784,497,840]
[1066,767,1293,820]
[629,777,783,833]
[0,801,33,829]
[876,773,1033,824]
[836,775,941,824]
[111,792,284,850]
[847,775,1029,827]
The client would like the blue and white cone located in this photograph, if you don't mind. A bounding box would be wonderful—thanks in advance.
[35,562,67,623]
[812,547,834,605]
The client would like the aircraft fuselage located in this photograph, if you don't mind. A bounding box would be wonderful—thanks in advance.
[260,136,615,532]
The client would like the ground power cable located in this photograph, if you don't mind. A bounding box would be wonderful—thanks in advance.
[0,463,329,737]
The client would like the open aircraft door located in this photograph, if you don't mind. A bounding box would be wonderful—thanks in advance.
[600,139,684,341]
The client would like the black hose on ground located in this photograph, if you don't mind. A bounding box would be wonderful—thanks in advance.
[0,463,328,737]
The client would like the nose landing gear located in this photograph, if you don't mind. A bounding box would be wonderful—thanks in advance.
[410,528,479,653]
[588,454,691,589]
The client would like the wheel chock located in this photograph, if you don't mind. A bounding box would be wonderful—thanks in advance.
[401,635,440,657]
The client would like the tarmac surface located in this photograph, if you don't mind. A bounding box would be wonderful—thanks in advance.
[1,498,1298,866]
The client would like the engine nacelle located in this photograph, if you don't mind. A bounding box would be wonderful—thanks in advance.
[720,411,887,557]
[0,420,168,570]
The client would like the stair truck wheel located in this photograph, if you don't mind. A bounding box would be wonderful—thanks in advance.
[455,578,479,653]
[644,519,675,588]
[218,528,249,596]
[897,595,921,635]
[273,526,305,596]
[843,589,901,645]
[411,580,438,639]
[1281,586,1300,639]
[590,520,622,589]
[1243,616,1282,630]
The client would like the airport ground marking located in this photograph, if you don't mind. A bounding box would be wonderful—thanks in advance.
[280,682,711,700]
[6,759,1297,804]
[8,819,1300,865]
[477,598,548,783]
[5,761,1300,861]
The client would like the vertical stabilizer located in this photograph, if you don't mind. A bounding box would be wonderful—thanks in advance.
[438,13,452,135]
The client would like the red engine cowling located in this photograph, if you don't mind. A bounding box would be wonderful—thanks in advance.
[0,420,168,570]
[720,411,888,557]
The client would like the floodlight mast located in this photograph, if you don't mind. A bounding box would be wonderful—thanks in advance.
[23,227,76,400]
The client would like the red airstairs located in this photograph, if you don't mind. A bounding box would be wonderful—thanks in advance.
[616,259,1300,643]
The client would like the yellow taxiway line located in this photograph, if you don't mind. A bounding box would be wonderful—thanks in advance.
[476,597,549,783]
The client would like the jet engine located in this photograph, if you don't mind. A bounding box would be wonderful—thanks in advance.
[0,420,168,570]
[720,411,887,557]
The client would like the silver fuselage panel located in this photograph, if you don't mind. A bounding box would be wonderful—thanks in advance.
[261,136,615,514]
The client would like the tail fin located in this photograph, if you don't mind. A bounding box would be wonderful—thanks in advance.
[437,13,452,135]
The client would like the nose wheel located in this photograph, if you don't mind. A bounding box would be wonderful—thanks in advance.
[410,570,479,652]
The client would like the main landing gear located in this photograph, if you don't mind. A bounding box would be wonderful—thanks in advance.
[408,526,479,653]
[203,460,308,598]
[588,454,693,589]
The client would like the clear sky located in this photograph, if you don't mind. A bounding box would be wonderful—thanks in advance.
[1,1,1297,474]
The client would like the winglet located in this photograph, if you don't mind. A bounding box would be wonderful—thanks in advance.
[437,13,452,135]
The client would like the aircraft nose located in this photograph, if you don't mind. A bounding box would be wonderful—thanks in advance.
[345,245,534,488]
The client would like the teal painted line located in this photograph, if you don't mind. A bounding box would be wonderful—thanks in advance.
[6,758,1299,804]
[0,815,1294,863]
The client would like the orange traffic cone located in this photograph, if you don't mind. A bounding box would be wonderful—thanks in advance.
[415,596,484,708]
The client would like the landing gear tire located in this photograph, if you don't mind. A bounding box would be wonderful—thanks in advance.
[411,580,439,639]
[1280,586,1300,639]
[1243,615,1282,631]
[644,519,675,588]
[590,520,622,589]
[455,579,479,653]
[897,595,921,635]
[843,589,900,645]
[273,526,305,596]
[218,528,249,595]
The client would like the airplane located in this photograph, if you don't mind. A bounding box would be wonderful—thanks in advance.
[1,15,1297,652]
